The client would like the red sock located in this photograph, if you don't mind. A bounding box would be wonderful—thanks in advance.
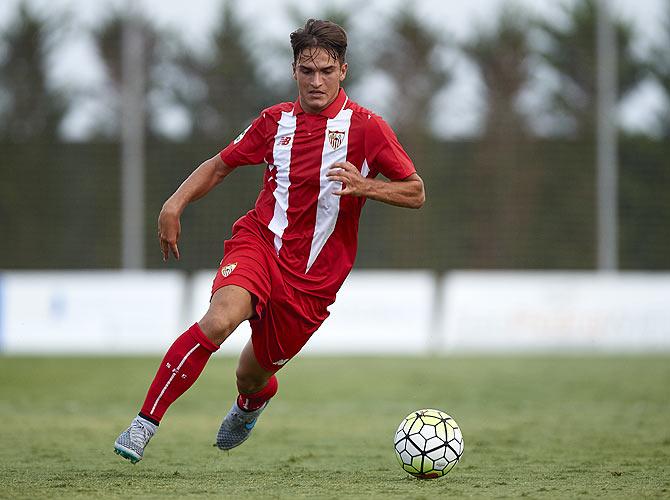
[139,323,218,423]
[237,375,278,411]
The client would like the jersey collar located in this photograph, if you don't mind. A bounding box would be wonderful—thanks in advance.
[293,88,348,118]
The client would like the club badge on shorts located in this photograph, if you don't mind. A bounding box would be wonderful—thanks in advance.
[221,262,238,277]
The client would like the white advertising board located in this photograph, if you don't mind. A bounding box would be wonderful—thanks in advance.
[303,270,436,354]
[3,270,669,354]
[440,272,670,352]
[0,272,186,354]
[187,270,437,355]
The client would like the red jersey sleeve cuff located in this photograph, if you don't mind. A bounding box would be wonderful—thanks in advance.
[219,149,238,168]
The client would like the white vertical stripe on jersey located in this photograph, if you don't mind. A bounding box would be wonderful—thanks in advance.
[306,108,354,273]
[268,111,297,254]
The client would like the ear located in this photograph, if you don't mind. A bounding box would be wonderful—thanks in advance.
[292,62,297,81]
[340,62,348,82]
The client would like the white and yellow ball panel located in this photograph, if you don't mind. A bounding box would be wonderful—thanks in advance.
[444,445,459,463]
[425,436,444,451]
[394,409,464,478]
[421,424,437,439]
[403,463,420,475]
[409,432,426,449]
[448,438,463,456]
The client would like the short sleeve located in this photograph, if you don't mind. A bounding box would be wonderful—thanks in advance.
[365,115,416,180]
[219,112,267,167]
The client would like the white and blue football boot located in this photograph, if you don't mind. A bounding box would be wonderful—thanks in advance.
[215,401,268,451]
[114,416,157,464]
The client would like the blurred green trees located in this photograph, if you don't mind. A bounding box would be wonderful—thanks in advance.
[373,7,451,150]
[90,10,174,139]
[0,3,66,141]
[174,0,273,141]
[649,0,670,138]
[461,4,538,267]
[536,0,645,137]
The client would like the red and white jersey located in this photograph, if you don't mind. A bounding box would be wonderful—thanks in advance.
[219,89,415,299]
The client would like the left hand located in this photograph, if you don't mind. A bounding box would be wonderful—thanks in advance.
[327,161,368,197]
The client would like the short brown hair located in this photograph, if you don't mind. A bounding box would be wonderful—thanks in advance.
[290,19,347,65]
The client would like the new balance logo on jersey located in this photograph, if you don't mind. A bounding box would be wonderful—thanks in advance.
[272,359,289,366]
[221,262,238,277]
[328,130,345,150]
[277,136,292,146]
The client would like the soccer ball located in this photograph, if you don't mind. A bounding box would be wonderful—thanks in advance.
[393,409,464,479]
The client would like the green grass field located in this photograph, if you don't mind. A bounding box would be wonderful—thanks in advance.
[0,356,668,499]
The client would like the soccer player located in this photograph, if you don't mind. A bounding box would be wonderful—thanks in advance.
[114,19,424,463]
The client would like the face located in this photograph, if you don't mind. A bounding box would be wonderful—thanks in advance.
[293,47,347,114]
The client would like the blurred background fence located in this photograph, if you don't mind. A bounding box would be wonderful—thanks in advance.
[2,137,670,271]
[1,0,670,272]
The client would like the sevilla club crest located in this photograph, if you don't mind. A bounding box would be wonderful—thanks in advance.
[221,262,237,277]
[328,130,345,150]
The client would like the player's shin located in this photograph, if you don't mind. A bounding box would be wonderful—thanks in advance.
[237,374,278,411]
[139,323,219,423]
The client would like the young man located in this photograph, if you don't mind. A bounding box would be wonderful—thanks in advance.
[114,19,424,463]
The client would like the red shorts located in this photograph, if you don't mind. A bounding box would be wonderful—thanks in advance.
[211,227,332,372]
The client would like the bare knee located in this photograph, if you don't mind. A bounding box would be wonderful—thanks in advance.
[199,309,238,345]
[198,285,254,345]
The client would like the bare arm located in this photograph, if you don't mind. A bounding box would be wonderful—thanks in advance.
[158,154,234,261]
[326,162,425,209]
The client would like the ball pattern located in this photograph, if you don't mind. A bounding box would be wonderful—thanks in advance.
[394,409,463,479]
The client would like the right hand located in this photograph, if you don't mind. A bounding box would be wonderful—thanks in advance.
[158,202,182,261]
